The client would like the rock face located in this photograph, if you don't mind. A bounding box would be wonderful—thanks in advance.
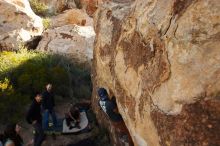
[37,24,95,64]
[0,0,43,51]
[51,9,93,28]
[38,0,75,13]
[39,0,107,16]
[79,0,107,16]
[92,0,220,146]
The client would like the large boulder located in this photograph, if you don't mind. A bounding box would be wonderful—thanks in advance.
[38,0,75,14]
[79,0,106,16]
[39,0,107,16]
[51,9,93,28]
[0,0,43,51]
[92,0,220,146]
[37,24,95,64]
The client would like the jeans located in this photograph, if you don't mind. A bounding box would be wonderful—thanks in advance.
[42,109,57,130]
[33,122,45,146]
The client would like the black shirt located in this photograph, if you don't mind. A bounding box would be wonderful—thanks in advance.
[42,91,55,111]
[26,99,42,124]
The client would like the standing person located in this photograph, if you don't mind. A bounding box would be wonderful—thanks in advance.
[42,84,57,130]
[26,93,45,146]
[3,123,23,146]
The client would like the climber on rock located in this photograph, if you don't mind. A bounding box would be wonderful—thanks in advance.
[98,88,134,145]
[97,88,123,122]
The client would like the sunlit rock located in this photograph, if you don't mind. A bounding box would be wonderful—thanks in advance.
[92,0,220,146]
[38,0,74,14]
[39,0,107,16]
[0,0,43,51]
[37,25,95,64]
[51,9,93,28]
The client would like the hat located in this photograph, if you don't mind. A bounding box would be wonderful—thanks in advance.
[98,88,108,101]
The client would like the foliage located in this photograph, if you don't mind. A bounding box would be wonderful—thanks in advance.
[0,50,92,124]
[70,65,91,100]
[0,78,29,123]
[42,18,51,30]
[29,0,49,17]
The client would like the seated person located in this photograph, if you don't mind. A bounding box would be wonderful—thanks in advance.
[98,88,123,122]
[65,105,81,129]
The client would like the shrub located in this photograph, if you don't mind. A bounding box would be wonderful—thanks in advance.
[0,50,71,123]
[0,78,29,123]
[0,50,92,124]
[29,0,49,16]
[42,18,51,30]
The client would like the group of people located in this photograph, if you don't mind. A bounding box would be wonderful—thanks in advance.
[0,83,58,146]
[25,83,58,146]
[25,83,81,146]
[0,86,127,146]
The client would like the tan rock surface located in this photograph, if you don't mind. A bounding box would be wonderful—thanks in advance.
[51,9,93,28]
[37,24,95,64]
[39,0,107,16]
[38,0,72,13]
[92,0,220,146]
[0,0,43,51]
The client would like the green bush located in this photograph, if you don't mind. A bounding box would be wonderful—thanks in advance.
[0,50,92,124]
[0,78,29,123]
[29,0,49,16]
[42,18,51,30]
[0,50,70,123]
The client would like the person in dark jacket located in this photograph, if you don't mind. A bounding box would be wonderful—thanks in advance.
[42,84,57,130]
[65,104,81,129]
[98,88,123,122]
[97,88,133,145]
[26,93,45,146]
